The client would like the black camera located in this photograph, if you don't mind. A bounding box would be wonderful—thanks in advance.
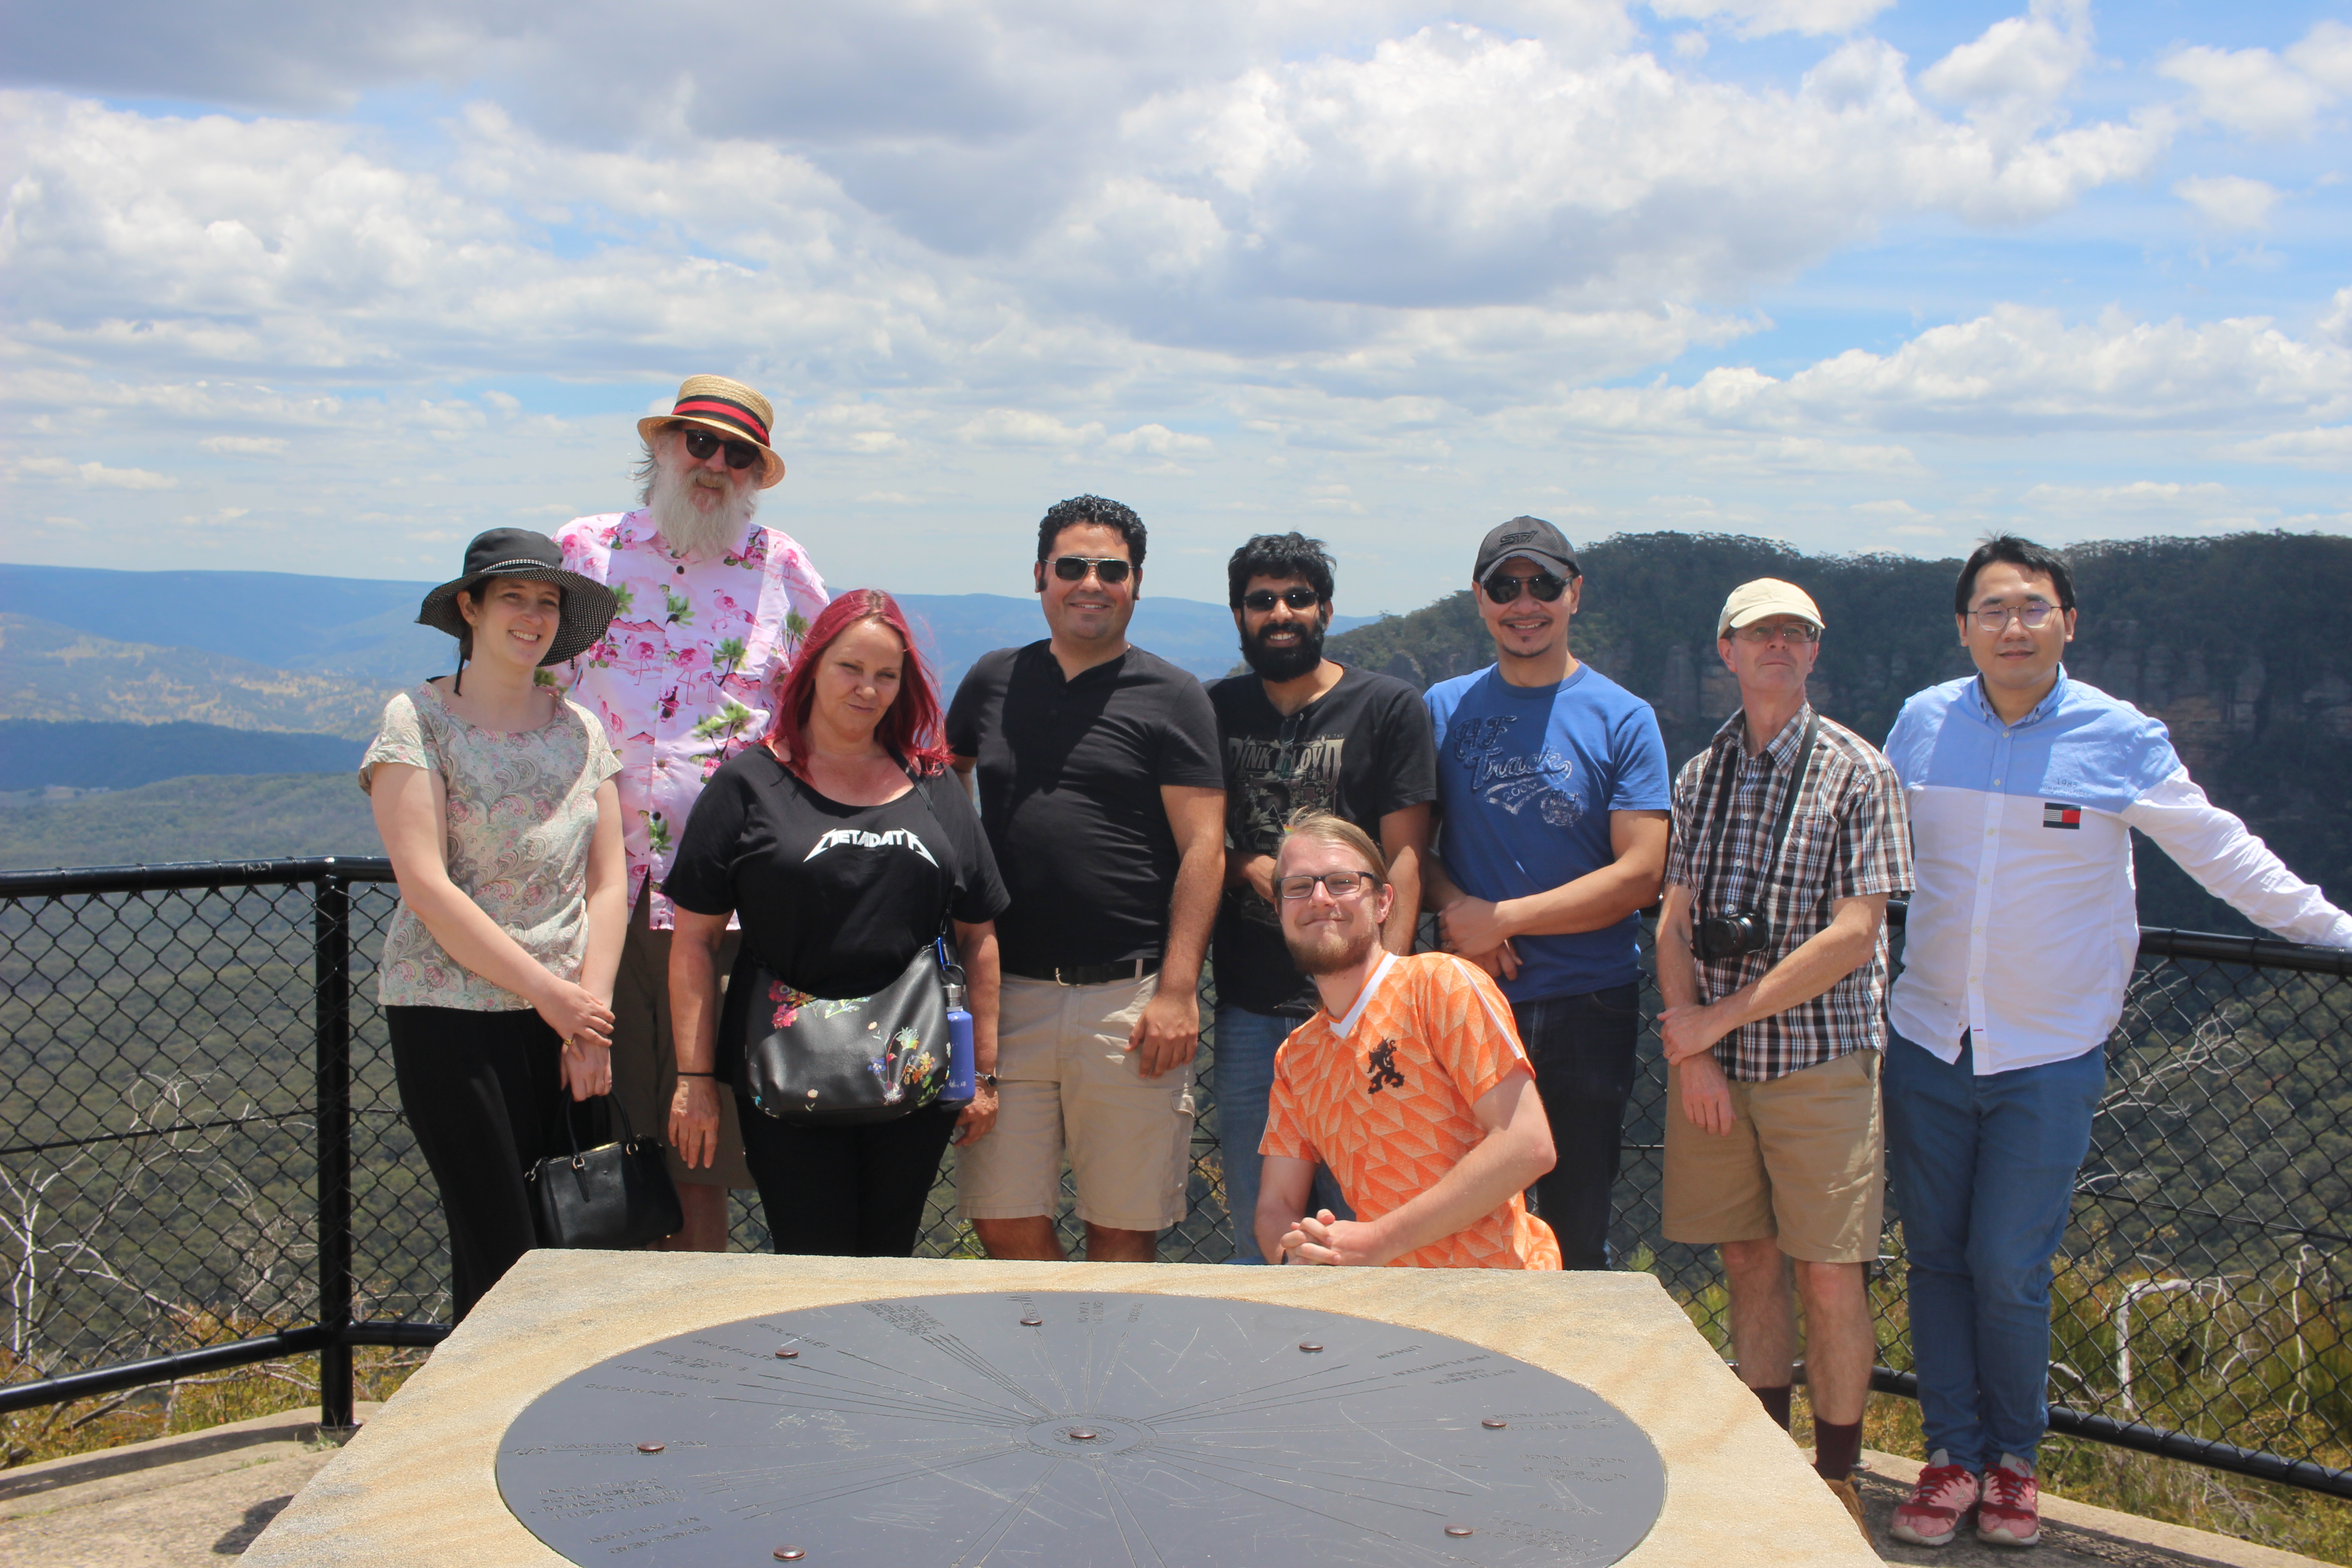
[1693,908,1773,962]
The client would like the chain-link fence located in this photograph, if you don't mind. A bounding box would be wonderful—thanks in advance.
[6,859,2352,1494]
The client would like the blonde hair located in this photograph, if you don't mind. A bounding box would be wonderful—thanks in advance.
[1279,810,1388,883]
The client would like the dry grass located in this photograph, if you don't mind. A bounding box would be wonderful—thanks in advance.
[1,1341,424,1471]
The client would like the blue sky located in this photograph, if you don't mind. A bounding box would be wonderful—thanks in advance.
[3,0,2348,613]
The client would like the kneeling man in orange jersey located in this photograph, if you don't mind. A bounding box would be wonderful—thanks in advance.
[1255,812,1560,1268]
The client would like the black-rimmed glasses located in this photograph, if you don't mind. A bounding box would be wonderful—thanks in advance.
[1275,870,1378,901]
[679,427,762,471]
[1480,571,1568,604]
[1243,587,1322,613]
[1972,600,2062,632]
[1048,556,1134,584]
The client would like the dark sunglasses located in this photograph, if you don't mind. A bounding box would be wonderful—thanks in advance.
[1243,587,1322,613]
[1047,555,1134,584]
[1481,570,1568,604]
[679,426,762,471]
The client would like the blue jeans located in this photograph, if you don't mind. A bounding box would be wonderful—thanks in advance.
[1214,1005,1351,1264]
[1884,1029,2105,1471]
[1513,985,1641,1271]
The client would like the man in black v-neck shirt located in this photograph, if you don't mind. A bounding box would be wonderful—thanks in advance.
[946,495,1226,1263]
[1205,533,1436,1261]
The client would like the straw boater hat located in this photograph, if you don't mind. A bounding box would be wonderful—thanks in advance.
[637,374,787,488]
[416,529,619,667]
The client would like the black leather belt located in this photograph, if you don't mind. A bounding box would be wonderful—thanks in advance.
[1004,957,1162,987]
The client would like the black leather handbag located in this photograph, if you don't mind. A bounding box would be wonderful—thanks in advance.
[524,1096,685,1250]
[741,937,953,1126]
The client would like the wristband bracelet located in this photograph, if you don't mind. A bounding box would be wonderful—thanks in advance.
[676,1070,716,1078]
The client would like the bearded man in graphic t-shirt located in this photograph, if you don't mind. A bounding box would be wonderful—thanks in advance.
[1255,813,1558,1270]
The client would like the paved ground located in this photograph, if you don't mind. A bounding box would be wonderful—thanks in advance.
[0,1405,377,1567]
[1855,1450,2324,1568]
[0,1416,2327,1565]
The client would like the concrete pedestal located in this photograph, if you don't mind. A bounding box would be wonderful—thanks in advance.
[244,1253,1879,1567]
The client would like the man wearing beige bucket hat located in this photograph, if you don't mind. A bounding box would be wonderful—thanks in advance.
[554,375,830,1250]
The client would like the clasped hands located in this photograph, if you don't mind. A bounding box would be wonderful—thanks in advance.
[1658,997,1740,1136]
[1435,895,1519,982]
[535,978,614,1103]
[1278,1208,1390,1267]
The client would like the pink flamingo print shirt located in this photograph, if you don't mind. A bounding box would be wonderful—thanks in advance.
[554,509,829,929]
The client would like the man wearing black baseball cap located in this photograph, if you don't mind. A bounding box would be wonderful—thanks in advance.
[1422,517,1671,1270]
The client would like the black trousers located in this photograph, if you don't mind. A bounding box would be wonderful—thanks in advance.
[387,1005,603,1321]
[1512,983,1642,1271]
[736,1093,959,1257]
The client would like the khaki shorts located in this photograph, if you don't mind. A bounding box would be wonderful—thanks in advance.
[956,973,1196,1233]
[1661,1047,1883,1264]
[611,889,752,1189]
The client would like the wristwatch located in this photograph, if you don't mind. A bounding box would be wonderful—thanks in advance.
[978,1072,1000,1089]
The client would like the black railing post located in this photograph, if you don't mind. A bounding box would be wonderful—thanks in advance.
[314,866,355,1431]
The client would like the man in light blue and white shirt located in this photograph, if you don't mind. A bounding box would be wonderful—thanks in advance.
[1881,534,2352,1551]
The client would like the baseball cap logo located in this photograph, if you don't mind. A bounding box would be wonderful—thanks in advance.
[1499,529,1535,546]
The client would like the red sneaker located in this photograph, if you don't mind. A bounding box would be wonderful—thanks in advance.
[1889,1450,1981,1547]
[1977,1455,2041,1547]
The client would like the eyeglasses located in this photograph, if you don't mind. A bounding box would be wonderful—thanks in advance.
[1243,587,1322,613]
[1480,571,1568,604]
[1048,555,1134,584]
[1275,870,1379,901]
[1731,621,1820,644]
[1971,600,2062,632]
[678,426,762,471]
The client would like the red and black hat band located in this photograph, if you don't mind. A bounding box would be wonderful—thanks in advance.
[668,394,770,446]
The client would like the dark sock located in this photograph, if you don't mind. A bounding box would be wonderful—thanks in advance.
[1750,1383,1793,1430]
[1814,1417,1863,1481]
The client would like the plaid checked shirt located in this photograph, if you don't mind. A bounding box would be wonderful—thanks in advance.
[1663,704,1912,1082]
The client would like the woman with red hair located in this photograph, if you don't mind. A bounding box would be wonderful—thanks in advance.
[660,590,1006,1254]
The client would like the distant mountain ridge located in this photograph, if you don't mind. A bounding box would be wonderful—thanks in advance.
[0,564,1372,698]
[1327,530,2352,936]
[0,720,364,791]
[0,615,400,740]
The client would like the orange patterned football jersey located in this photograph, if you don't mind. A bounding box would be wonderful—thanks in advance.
[1261,951,1561,1270]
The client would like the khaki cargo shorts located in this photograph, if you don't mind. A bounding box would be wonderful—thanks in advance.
[1661,1047,1884,1264]
[956,972,1197,1234]
[610,889,752,1189]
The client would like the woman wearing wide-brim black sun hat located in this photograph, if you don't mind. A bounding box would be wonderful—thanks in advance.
[415,527,619,689]
[359,526,628,1320]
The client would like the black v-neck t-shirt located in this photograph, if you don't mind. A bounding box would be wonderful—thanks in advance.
[663,748,1009,1083]
[946,641,1224,975]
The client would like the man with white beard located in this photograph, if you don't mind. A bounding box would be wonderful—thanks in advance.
[555,376,829,1251]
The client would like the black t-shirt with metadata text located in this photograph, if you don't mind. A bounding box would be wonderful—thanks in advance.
[664,748,1008,1083]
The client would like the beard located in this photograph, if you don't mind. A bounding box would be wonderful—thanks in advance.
[647,454,760,560]
[1240,614,1326,683]
[1284,917,1380,977]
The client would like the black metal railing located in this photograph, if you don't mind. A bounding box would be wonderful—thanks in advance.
[5,858,2352,1498]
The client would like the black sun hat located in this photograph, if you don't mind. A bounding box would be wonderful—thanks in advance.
[415,529,618,667]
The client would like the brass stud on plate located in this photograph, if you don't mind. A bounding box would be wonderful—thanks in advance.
[1482,1417,1508,1430]
[1444,1524,1475,1538]
[1020,1315,1044,1326]
[1070,1429,1098,1441]
[774,1548,808,1561]
[774,1348,799,1359]
[635,1441,666,1454]
[1298,1341,1323,1353]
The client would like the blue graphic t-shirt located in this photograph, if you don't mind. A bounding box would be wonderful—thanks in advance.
[1426,663,1671,1003]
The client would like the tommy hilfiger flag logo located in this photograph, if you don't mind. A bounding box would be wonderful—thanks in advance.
[2043,803,2083,830]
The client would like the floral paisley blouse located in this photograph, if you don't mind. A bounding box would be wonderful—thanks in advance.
[358,685,621,1011]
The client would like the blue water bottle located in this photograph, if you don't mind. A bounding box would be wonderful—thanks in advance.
[941,964,976,1108]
